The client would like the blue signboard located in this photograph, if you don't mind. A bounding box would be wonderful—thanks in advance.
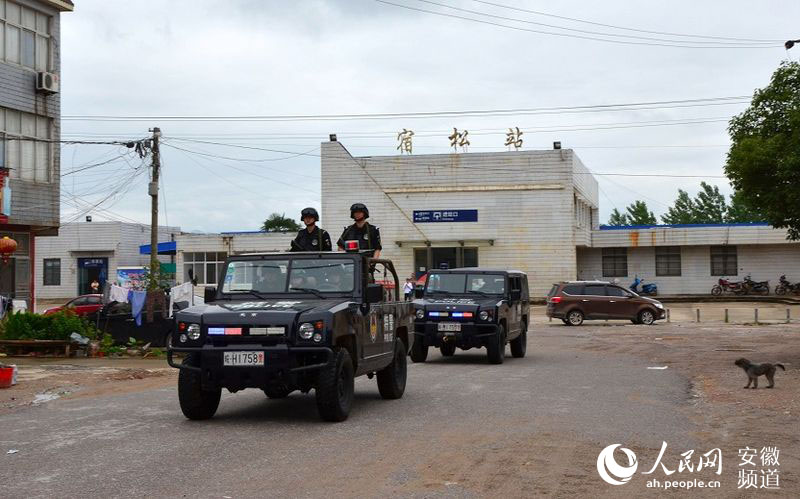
[413,210,478,223]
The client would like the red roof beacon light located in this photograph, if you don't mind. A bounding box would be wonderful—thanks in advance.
[344,240,360,252]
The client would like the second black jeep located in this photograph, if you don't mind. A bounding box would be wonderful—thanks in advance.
[412,268,530,364]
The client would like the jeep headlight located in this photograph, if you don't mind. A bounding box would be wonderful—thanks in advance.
[298,322,315,340]
[479,310,489,321]
[187,323,201,340]
[416,309,425,320]
[654,303,664,309]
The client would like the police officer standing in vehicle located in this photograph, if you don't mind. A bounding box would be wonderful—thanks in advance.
[290,207,332,252]
[337,203,382,258]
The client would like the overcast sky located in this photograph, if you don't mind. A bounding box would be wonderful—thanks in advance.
[59,0,800,232]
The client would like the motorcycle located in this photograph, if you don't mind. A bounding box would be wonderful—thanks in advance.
[711,277,745,296]
[630,275,658,296]
[775,275,800,295]
[743,275,770,296]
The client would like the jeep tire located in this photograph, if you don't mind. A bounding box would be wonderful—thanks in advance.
[410,336,428,363]
[377,339,407,400]
[178,354,221,420]
[315,348,354,422]
[486,324,506,364]
[440,341,456,357]
[510,323,527,358]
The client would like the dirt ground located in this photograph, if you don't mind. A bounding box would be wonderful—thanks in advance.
[0,358,175,415]
[566,321,800,496]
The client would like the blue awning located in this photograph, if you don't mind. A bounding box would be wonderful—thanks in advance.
[139,241,177,255]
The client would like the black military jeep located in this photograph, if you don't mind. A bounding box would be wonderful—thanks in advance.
[412,268,530,364]
[167,251,413,422]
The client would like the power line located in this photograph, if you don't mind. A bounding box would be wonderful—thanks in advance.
[467,0,783,43]
[60,95,750,122]
[374,0,782,49]
[415,0,777,46]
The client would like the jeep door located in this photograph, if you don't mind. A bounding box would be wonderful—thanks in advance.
[508,276,523,337]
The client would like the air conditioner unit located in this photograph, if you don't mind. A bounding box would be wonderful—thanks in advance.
[36,71,59,94]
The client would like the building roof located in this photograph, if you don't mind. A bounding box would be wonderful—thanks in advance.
[41,0,74,12]
[599,222,770,230]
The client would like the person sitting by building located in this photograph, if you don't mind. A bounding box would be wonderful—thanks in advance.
[290,207,332,252]
[337,203,382,258]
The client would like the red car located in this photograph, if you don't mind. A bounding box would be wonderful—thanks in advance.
[43,294,104,317]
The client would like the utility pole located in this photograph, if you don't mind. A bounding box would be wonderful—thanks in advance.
[148,127,161,290]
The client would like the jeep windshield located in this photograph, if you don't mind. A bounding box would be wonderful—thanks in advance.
[425,273,506,296]
[221,258,355,295]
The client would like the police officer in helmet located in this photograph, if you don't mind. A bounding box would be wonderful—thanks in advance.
[290,207,332,252]
[337,203,382,258]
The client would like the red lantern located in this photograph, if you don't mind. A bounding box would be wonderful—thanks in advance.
[0,236,17,265]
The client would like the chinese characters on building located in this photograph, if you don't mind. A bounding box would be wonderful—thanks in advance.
[505,127,523,150]
[397,129,414,154]
[448,128,470,152]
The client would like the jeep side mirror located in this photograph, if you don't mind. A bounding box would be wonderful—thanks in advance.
[204,286,217,303]
[365,283,383,304]
[414,287,424,299]
[510,290,521,301]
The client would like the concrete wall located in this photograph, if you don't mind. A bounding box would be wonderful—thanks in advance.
[320,141,598,295]
[576,244,800,295]
[35,222,180,299]
[1,0,65,228]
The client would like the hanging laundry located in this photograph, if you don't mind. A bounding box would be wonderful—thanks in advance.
[128,290,147,326]
[109,285,129,303]
[168,282,193,318]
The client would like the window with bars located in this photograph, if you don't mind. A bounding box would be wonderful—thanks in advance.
[710,246,737,276]
[43,258,60,285]
[602,248,628,277]
[0,0,51,71]
[655,246,681,276]
[183,252,227,285]
[0,107,52,182]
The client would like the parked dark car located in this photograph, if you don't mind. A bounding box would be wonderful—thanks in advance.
[43,294,103,317]
[546,281,665,326]
[412,268,529,364]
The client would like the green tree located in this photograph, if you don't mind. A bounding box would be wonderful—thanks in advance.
[625,200,657,225]
[607,208,629,226]
[692,182,728,223]
[725,61,800,239]
[661,189,697,224]
[261,212,301,232]
[726,190,764,223]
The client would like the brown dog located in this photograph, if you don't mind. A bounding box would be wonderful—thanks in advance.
[735,358,785,389]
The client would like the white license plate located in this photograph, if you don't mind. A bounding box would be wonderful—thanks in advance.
[438,323,461,332]
[223,351,265,366]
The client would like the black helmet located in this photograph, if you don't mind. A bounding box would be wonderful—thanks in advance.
[300,207,319,222]
[350,203,369,220]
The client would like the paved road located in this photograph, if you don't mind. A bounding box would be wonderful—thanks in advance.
[1,329,696,498]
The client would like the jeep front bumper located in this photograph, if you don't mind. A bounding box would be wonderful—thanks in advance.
[413,321,499,349]
[168,345,333,390]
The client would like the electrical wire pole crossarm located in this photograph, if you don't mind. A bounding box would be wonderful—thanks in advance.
[149,127,161,290]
